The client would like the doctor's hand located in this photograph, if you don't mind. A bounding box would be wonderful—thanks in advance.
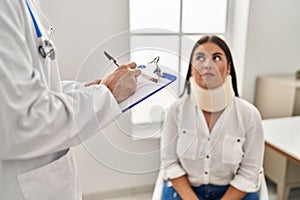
[100,62,141,103]
[84,79,102,87]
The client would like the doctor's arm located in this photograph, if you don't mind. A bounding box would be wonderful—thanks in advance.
[82,63,141,103]
[91,62,140,103]
[0,0,136,160]
[62,62,140,104]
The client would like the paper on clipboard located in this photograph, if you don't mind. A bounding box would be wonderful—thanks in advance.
[118,65,177,113]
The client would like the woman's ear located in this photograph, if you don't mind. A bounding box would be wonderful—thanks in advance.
[227,63,231,74]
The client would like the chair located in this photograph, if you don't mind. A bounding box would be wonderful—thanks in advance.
[259,172,270,200]
[152,170,164,200]
[152,170,269,200]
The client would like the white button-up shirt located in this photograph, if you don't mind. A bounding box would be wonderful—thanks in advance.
[161,95,264,193]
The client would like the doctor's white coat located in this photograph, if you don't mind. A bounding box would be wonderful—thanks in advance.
[0,0,121,199]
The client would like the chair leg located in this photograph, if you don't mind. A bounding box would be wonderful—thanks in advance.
[277,182,291,200]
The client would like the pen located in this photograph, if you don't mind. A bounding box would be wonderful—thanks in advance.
[104,51,119,67]
[103,51,158,83]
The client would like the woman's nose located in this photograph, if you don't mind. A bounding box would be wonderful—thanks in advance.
[203,59,213,70]
[204,65,212,70]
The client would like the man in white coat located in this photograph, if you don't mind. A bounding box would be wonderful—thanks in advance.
[0,0,141,199]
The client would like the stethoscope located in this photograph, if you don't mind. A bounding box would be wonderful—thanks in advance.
[25,0,56,60]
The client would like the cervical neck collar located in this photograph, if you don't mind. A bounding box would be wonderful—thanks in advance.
[190,75,235,112]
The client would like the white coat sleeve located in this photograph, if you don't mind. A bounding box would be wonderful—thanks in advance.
[230,106,265,192]
[160,103,186,179]
[0,0,121,160]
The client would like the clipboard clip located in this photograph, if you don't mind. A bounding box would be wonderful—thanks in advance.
[104,51,162,83]
[137,56,176,82]
[148,56,162,78]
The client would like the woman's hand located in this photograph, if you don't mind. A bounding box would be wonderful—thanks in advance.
[221,185,246,200]
[170,175,199,200]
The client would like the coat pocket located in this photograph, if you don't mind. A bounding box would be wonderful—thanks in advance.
[17,149,81,200]
[176,129,198,160]
[222,135,245,165]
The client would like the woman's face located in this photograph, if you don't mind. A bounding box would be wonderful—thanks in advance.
[191,42,230,89]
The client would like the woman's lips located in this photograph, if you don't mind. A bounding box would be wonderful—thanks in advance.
[202,72,215,77]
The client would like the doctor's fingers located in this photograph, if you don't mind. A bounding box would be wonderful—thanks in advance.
[128,68,141,77]
[118,62,137,69]
[118,62,141,76]
[116,63,141,77]
[84,78,101,87]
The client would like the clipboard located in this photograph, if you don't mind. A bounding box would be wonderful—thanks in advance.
[118,64,177,113]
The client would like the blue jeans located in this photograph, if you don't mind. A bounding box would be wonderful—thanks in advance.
[162,181,259,200]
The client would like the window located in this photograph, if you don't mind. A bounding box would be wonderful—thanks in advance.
[129,0,229,125]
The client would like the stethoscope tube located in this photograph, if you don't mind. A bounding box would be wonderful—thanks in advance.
[25,0,42,38]
[25,0,56,60]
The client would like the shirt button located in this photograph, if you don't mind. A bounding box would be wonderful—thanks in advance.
[237,139,241,142]
[206,155,210,159]
[208,137,211,141]
[204,171,208,175]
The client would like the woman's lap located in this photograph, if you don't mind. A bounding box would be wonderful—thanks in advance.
[161,181,259,200]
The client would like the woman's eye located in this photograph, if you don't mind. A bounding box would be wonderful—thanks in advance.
[213,55,221,61]
[197,55,205,62]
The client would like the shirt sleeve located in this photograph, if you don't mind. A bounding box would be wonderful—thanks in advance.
[0,0,121,160]
[230,106,265,192]
[160,103,186,179]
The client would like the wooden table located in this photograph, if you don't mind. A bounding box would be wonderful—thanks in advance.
[262,117,300,200]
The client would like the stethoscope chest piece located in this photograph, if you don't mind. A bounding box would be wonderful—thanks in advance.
[38,39,56,60]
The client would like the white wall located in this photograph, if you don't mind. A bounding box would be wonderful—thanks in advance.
[42,0,131,80]
[242,0,300,102]
[226,0,250,96]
